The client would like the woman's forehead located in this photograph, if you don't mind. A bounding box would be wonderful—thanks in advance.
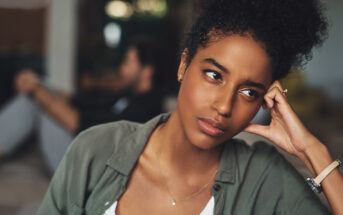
[194,35,273,82]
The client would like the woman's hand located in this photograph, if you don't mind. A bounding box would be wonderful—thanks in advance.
[243,80,320,159]
[244,81,343,214]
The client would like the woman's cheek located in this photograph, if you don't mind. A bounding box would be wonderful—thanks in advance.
[191,85,210,109]
[183,77,210,111]
[234,100,260,127]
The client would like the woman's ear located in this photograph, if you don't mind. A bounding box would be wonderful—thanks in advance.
[177,49,188,82]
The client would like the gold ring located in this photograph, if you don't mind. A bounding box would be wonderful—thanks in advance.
[282,89,288,94]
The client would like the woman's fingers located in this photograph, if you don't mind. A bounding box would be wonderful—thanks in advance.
[264,82,290,111]
[243,123,269,138]
[268,80,284,93]
[264,87,283,108]
[261,80,284,109]
[246,81,293,140]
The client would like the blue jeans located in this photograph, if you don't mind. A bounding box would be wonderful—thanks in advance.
[0,95,74,173]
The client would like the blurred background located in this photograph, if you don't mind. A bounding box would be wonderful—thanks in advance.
[0,0,342,214]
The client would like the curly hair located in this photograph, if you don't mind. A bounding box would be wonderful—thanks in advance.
[184,0,328,80]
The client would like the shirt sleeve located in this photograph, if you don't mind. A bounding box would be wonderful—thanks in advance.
[36,123,120,215]
[273,151,332,215]
[36,136,85,215]
[292,194,332,215]
[245,142,332,215]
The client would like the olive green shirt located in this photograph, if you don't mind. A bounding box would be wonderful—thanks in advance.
[36,113,330,215]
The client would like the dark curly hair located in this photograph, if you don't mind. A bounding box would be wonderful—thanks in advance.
[184,0,328,80]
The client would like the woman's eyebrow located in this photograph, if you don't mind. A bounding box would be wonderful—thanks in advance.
[202,58,266,90]
[241,80,266,90]
[202,58,229,73]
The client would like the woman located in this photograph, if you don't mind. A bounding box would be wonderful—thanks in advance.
[37,0,343,214]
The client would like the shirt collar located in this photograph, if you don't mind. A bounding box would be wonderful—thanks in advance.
[107,112,236,184]
[215,139,236,184]
[107,113,169,175]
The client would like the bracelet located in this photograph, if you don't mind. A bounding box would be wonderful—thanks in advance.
[306,159,341,193]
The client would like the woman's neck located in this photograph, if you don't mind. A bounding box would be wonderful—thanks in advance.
[151,111,222,175]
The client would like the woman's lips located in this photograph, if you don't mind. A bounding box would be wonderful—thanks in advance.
[197,118,226,137]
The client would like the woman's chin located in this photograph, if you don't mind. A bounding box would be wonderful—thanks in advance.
[188,132,232,151]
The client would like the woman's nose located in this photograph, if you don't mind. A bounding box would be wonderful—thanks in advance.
[212,90,234,117]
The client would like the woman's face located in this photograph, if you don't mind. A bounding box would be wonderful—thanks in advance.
[176,35,273,150]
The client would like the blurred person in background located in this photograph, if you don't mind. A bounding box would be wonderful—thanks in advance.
[0,36,165,173]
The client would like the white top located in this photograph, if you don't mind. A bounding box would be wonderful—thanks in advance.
[103,196,215,215]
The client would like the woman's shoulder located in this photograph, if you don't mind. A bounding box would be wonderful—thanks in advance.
[77,120,142,143]
[230,138,290,177]
[223,140,328,214]
[66,114,169,173]
[70,120,143,159]
[231,138,280,161]
[230,138,307,185]
[58,120,146,191]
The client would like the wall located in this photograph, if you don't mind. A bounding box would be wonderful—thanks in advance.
[0,8,46,54]
[305,0,343,101]
[45,0,77,93]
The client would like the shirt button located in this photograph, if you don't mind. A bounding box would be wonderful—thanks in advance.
[213,184,221,191]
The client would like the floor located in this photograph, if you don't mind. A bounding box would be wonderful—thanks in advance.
[0,142,50,215]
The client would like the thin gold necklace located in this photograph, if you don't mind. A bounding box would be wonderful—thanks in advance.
[156,142,218,206]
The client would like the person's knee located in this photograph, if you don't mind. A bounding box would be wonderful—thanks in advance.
[15,94,34,105]
[2,94,34,109]
[7,94,38,113]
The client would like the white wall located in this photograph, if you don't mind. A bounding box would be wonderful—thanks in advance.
[305,0,343,101]
[45,0,77,93]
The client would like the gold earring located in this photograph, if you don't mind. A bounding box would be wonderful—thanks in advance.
[178,75,183,82]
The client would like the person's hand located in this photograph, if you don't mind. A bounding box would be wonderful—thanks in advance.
[14,69,41,94]
[244,80,319,159]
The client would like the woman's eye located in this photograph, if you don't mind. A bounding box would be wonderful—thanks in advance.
[241,89,260,99]
[204,70,222,80]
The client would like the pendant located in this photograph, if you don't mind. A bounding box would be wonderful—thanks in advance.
[172,201,176,206]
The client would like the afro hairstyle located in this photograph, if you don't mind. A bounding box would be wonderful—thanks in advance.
[184,0,328,80]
